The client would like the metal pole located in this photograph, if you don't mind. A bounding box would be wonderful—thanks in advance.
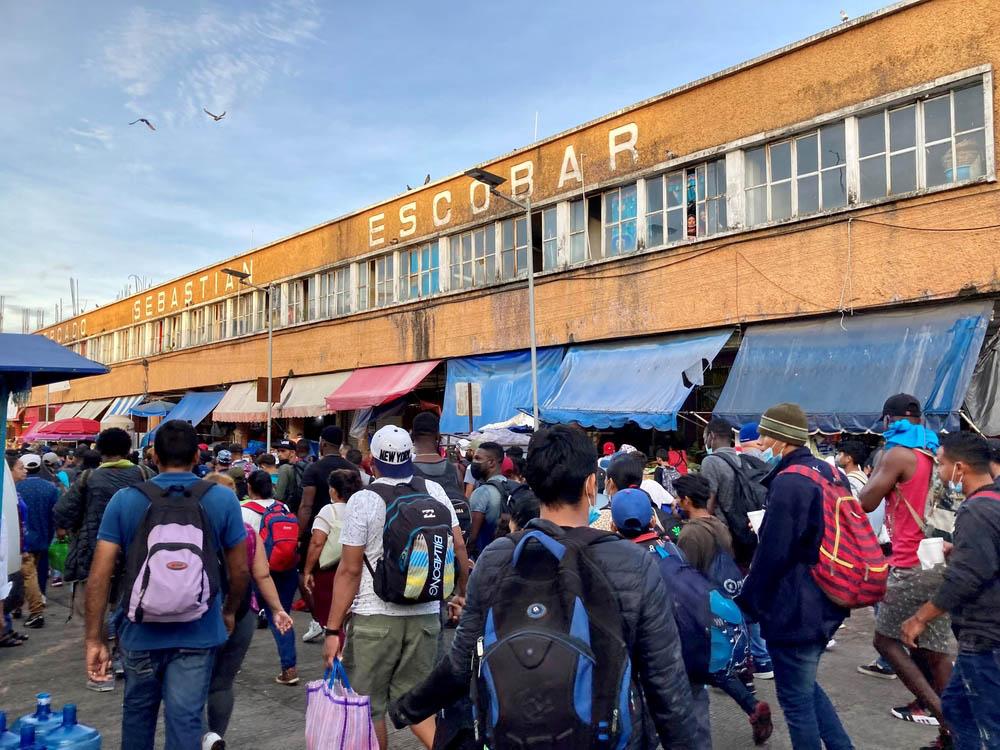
[0,381,8,531]
[525,197,540,429]
[467,382,474,435]
[266,284,273,451]
[44,384,49,424]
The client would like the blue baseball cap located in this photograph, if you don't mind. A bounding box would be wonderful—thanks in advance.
[738,422,760,443]
[611,488,653,535]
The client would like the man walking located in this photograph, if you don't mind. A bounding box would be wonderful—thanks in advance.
[467,441,506,558]
[273,439,302,509]
[860,394,954,738]
[15,453,58,629]
[902,432,1000,749]
[737,403,853,749]
[84,420,249,750]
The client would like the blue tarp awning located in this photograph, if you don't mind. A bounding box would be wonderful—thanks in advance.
[141,391,225,447]
[0,333,108,390]
[538,330,733,430]
[713,301,993,433]
[440,348,565,433]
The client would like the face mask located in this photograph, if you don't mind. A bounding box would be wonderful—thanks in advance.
[761,447,774,463]
[587,490,601,525]
[705,447,714,456]
[947,465,964,495]
[470,461,487,481]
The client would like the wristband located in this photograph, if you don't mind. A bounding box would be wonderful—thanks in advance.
[325,628,341,637]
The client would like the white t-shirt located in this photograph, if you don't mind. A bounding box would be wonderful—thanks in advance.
[339,476,459,617]
[641,478,675,508]
[312,502,348,534]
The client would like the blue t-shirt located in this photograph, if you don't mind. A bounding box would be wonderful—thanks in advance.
[97,471,246,651]
[16,476,59,552]
[469,480,503,553]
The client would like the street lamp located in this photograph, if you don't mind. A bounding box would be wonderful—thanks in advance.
[463,168,540,429]
[222,268,275,449]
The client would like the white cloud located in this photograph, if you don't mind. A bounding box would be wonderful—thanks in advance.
[101,0,320,122]
[67,123,114,150]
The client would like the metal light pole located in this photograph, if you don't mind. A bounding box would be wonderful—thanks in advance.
[222,269,274,448]
[463,169,540,428]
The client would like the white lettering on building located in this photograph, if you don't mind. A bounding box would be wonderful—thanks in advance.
[369,213,385,247]
[510,160,534,197]
[558,145,582,188]
[608,123,639,171]
[398,202,417,238]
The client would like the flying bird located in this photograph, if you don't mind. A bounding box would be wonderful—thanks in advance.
[129,118,156,131]
[840,9,849,22]
[423,174,431,185]
[203,108,226,122]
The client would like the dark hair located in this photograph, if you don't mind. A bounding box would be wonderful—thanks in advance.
[96,427,132,459]
[199,450,212,464]
[328,468,364,500]
[673,474,711,509]
[54,447,69,458]
[410,411,440,440]
[511,487,541,529]
[79,449,102,470]
[296,438,311,454]
[153,420,199,468]
[346,448,363,466]
[478,441,504,465]
[988,438,1000,466]
[506,446,524,459]
[864,447,883,472]
[655,448,668,461]
[524,425,597,507]
[228,442,244,456]
[838,440,869,468]
[705,418,734,445]
[257,453,277,468]
[320,425,343,446]
[511,455,527,478]
[940,432,991,474]
[607,455,642,491]
[247,469,274,499]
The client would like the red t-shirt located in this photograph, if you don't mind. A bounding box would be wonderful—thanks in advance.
[885,449,933,568]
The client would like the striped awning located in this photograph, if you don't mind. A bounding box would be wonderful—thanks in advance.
[53,401,85,420]
[279,372,352,418]
[213,382,272,423]
[77,399,113,421]
[105,395,144,419]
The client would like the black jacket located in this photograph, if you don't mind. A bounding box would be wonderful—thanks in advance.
[393,518,698,749]
[736,447,847,646]
[931,484,1000,648]
[53,462,150,582]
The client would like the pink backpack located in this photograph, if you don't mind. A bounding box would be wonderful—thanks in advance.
[244,522,259,612]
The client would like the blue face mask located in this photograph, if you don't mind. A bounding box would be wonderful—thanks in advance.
[588,502,601,525]
[761,447,774,463]
[705,447,714,456]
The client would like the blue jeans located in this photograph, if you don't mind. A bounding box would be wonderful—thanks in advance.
[262,570,297,670]
[942,647,1000,750]
[749,621,770,664]
[121,646,216,750]
[770,642,853,750]
[690,683,713,749]
[207,608,257,736]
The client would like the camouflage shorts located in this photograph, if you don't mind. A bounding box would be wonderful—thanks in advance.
[876,566,956,654]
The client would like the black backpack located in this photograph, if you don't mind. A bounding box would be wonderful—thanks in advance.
[411,459,472,545]
[121,481,221,624]
[710,453,768,567]
[365,477,457,605]
[472,527,636,749]
[282,461,306,512]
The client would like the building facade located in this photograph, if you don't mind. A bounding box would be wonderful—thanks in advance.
[26,0,1000,440]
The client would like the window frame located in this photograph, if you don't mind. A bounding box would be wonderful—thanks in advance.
[602,183,638,257]
[400,241,441,301]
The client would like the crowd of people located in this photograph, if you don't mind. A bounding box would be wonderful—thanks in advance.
[3,391,1000,749]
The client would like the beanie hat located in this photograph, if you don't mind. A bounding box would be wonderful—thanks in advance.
[758,403,809,446]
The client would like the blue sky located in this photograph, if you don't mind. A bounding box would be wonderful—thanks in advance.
[0,0,889,329]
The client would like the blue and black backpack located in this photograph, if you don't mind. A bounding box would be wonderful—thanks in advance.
[472,527,636,749]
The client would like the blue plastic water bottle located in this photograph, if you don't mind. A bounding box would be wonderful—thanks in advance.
[11,695,63,741]
[0,712,19,750]
[40,705,100,750]
[18,726,44,750]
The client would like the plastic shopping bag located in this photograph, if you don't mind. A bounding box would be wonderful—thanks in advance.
[48,538,69,573]
[305,659,378,750]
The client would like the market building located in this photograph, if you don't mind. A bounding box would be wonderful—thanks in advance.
[18,0,1000,450]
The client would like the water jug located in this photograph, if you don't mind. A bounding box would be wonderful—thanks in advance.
[40,706,100,750]
[0,712,18,750]
[12,696,62,741]
[17,726,43,750]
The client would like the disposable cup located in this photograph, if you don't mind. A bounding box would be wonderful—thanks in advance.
[918,537,945,570]
[748,510,766,535]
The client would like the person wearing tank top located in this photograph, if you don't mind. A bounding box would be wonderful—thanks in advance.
[860,394,955,744]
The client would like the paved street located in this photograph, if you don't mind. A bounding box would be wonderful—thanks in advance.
[0,586,938,749]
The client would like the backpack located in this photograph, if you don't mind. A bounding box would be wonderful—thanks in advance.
[655,542,750,682]
[243,500,300,572]
[658,464,682,496]
[282,461,306,512]
[473,527,636,749]
[366,477,456,604]
[411,458,472,545]
[122,480,221,624]
[705,544,745,598]
[709,452,768,567]
[782,464,889,609]
[631,530,670,558]
[242,522,259,616]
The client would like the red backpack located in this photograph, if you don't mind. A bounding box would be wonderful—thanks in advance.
[781,464,889,609]
[244,500,300,572]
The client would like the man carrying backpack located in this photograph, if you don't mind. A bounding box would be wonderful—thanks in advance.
[466,441,507,558]
[273,439,303,509]
[736,403,853,750]
[410,412,471,545]
[388,424,698,749]
[84,419,249,750]
[322,425,470,750]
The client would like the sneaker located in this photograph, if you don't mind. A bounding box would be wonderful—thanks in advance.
[113,656,125,677]
[302,620,324,643]
[275,667,299,686]
[857,660,897,680]
[752,661,774,680]
[86,678,115,693]
[749,701,773,746]
[919,734,954,750]
[24,614,45,629]
[51,577,63,588]
[826,638,837,650]
[202,731,226,750]
[891,701,940,726]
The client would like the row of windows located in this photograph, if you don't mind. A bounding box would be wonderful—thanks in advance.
[72,77,989,366]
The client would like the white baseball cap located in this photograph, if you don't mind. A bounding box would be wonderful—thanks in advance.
[43,452,60,466]
[370,425,413,478]
[20,454,42,470]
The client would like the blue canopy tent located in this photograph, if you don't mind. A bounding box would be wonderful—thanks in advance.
[140,391,226,447]
[440,348,565,434]
[713,301,993,433]
[537,330,732,430]
[0,334,107,589]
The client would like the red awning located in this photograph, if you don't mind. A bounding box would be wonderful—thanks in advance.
[324,361,440,412]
